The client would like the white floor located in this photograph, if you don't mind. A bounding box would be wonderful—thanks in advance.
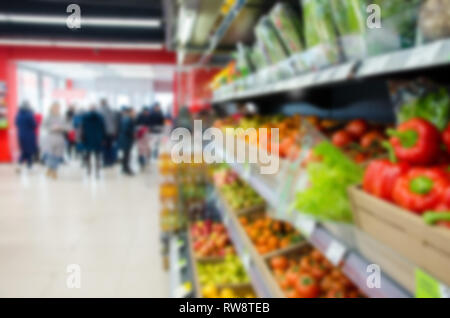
[0,162,169,297]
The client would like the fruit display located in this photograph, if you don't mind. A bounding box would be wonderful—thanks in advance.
[201,284,256,298]
[197,254,250,286]
[269,248,364,298]
[190,220,234,259]
[363,117,450,229]
[239,214,303,255]
[218,174,265,212]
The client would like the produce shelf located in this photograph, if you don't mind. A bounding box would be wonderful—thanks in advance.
[210,191,284,298]
[214,143,418,297]
[212,39,450,104]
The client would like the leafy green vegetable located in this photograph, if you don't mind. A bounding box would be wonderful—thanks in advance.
[255,17,289,64]
[302,0,337,48]
[330,0,366,36]
[398,89,450,131]
[269,3,304,55]
[293,141,363,222]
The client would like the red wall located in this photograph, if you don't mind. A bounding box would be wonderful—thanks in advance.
[0,45,176,162]
[174,67,220,115]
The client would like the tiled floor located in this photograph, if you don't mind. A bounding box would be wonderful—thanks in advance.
[0,162,169,297]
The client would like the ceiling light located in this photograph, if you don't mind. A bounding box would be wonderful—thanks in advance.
[0,14,161,28]
[177,7,196,46]
[0,38,163,50]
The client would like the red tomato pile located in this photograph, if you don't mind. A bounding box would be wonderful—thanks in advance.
[269,249,364,298]
[331,119,387,163]
[363,118,450,228]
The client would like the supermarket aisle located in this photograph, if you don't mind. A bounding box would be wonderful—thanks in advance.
[0,164,169,297]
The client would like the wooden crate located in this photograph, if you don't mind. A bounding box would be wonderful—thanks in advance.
[349,185,450,288]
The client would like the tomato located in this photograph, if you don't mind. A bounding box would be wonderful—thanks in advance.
[345,119,368,138]
[332,130,354,148]
[310,263,327,280]
[270,256,288,271]
[285,288,300,298]
[360,130,384,148]
[295,274,320,298]
[285,270,299,288]
[299,256,313,272]
[320,276,334,291]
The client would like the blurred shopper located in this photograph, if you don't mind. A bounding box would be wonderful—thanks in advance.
[43,102,67,179]
[15,101,37,171]
[81,104,106,178]
[136,106,152,128]
[175,106,193,132]
[65,104,77,158]
[136,125,150,171]
[99,99,118,167]
[148,102,165,161]
[33,111,43,163]
[118,107,135,176]
[72,109,85,158]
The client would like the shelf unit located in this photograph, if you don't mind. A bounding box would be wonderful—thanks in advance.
[169,233,194,298]
[212,39,450,103]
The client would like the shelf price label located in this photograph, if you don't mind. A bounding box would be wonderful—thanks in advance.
[360,55,390,75]
[242,161,251,180]
[325,240,347,266]
[242,248,251,271]
[415,268,450,298]
[294,213,316,238]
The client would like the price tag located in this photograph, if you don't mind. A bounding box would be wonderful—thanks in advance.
[294,214,317,238]
[296,72,316,88]
[241,249,251,271]
[325,240,347,266]
[415,268,449,298]
[223,211,230,227]
[405,42,443,68]
[242,161,251,180]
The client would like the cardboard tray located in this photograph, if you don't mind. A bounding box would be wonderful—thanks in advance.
[349,185,450,287]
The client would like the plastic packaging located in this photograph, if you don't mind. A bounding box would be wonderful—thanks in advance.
[365,0,422,56]
[330,0,367,60]
[418,0,450,44]
[301,0,340,68]
[268,3,304,55]
[255,16,289,64]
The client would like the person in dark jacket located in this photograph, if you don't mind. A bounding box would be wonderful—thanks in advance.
[81,105,106,177]
[118,107,135,176]
[15,101,37,171]
[148,103,165,161]
[136,106,152,128]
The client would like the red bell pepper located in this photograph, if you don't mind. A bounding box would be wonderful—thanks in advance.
[388,118,441,165]
[393,168,448,213]
[443,122,450,153]
[363,159,409,201]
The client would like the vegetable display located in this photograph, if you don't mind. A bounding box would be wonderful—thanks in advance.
[397,89,450,131]
[294,141,364,222]
[269,248,364,298]
[387,118,441,166]
[255,17,289,64]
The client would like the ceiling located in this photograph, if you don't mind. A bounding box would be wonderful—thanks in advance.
[0,0,166,46]
[18,61,175,81]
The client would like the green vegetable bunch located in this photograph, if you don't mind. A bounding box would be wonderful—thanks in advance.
[398,88,450,131]
[293,141,363,222]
